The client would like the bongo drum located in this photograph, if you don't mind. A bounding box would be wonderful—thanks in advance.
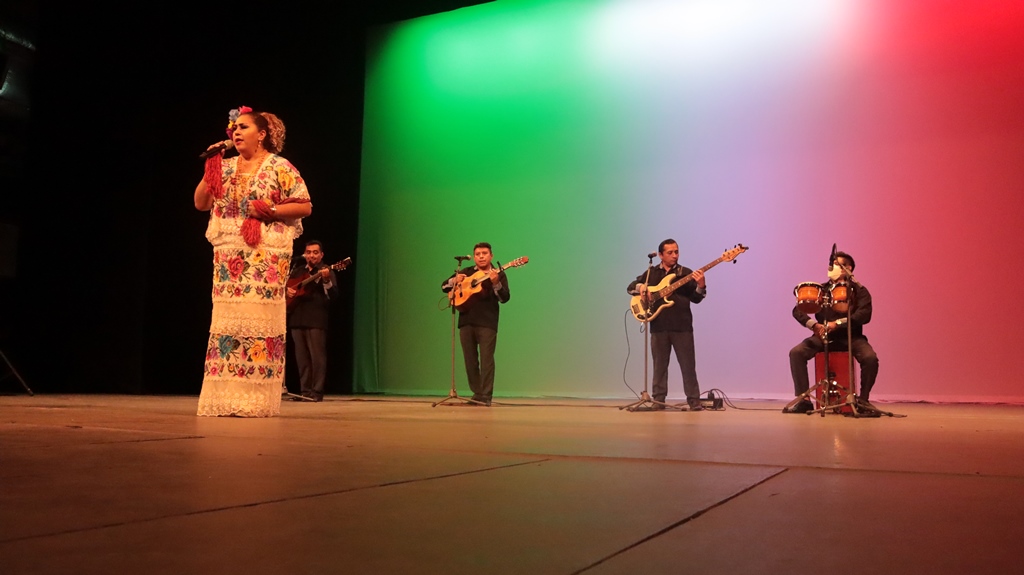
[794,282,824,314]
[830,281,850,314]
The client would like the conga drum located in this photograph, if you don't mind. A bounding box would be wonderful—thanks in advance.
[794,282,824,314]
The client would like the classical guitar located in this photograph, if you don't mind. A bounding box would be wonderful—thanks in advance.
[629,245,747,322]
[286,257,352,307]
[450,256,529,310]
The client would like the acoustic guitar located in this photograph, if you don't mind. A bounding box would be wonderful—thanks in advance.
[286,257,352,307]
[629,245,747,322]
[450,256,529,311]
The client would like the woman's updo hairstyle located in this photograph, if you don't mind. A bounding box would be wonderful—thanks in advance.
[243,111,287,154]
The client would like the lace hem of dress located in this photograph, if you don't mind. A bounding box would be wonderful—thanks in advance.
[197,378,282,417]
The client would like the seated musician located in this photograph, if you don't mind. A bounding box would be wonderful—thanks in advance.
[786,251,879,413]
[441,242,510,406]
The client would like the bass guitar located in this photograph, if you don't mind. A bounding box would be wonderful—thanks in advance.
[629,245,747,322]
[286,257,352,307]
[450,256,529,311]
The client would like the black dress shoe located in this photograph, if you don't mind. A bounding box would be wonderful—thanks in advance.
[650,403,666,411]
[784,399,814,414]
[687,400,704,411]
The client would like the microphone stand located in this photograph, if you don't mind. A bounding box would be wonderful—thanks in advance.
[0,348,33,396]
[433,256,486,407]
[620,254,681,411]
[808,279,864,416]
[785,264,842,415]
[801,265,850,416]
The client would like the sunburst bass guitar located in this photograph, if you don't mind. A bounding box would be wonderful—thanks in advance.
[629,245,747,322]
[450,256,529,311]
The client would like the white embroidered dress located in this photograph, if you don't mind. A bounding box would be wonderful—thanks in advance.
[197,154,308,417]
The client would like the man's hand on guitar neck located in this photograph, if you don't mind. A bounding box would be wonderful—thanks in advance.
[693,269,706,289]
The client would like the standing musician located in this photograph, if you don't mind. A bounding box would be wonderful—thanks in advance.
[286,240,338,402]
[626,239,707,411]
[441,242,511,406]
[786,251,879,413]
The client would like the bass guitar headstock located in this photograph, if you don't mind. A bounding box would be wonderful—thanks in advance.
[723,244,748,263]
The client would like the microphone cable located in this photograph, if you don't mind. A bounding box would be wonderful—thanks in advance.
[621,308,643,400]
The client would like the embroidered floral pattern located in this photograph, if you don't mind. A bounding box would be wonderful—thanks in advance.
[203,334,286,380]
[210,155,308,222]
[203,361,284,380]
[211,247,290,301]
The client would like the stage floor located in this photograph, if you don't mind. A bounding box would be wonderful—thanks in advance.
[2,394,1023,574]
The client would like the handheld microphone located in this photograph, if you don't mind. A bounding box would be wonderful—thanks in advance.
[647,252,657,259]
[199,140,234,159]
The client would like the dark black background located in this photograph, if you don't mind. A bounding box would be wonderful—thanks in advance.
[0,0,490,394]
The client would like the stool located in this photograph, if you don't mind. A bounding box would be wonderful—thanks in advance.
[814,351,857,413]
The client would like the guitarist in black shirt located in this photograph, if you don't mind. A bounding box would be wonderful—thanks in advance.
[627,239,707,411]
[286,240,338,402]
[441,242,511,406]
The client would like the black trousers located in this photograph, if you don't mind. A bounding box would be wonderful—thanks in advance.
[651,330,701,402]
[459,325,497,401]
[291,328,328,399]
[789,336,879,401]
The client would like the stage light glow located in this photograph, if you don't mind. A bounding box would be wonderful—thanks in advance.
[585,0,856,74]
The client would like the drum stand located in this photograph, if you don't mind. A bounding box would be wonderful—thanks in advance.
[434,257,486,407]
[806,308,880,417]
[620,255,681,412]
[806,327,851,417]
[807,286,903,417]
[784,278,858,416]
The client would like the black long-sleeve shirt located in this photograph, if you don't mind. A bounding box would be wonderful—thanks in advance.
[287,263,338,329]
[442,266,511,330]
[792,280,872,341]
[627,264,706,333]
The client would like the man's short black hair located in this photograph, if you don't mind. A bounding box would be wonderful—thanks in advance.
[833,251,855,271]
[658,238,677,254]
